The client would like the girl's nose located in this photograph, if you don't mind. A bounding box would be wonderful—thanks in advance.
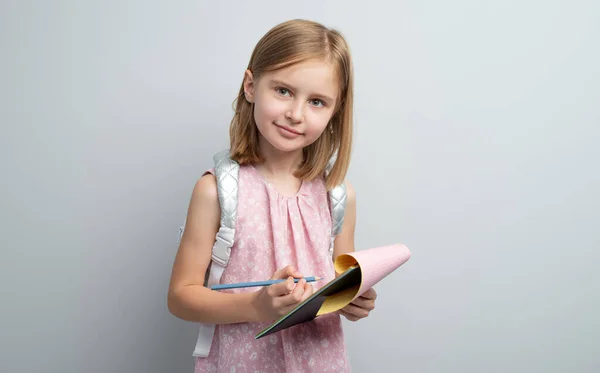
[285,102,304,124]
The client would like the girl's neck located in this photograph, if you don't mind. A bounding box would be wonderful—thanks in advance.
[255,138,304,179]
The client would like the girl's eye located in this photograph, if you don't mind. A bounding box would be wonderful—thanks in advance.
[309,99,325,108]
[277,87,291,96]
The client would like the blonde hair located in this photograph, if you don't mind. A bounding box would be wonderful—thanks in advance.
[229,19,354,190]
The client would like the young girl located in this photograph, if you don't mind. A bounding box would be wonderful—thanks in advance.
[168,19,377,372]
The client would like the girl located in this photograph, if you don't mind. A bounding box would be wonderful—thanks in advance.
[168,19,377,372]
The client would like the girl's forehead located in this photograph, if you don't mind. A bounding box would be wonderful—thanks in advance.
[264,60,339,98]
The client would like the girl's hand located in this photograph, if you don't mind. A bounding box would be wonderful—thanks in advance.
[337,287,377,322]
[250,265,314,322]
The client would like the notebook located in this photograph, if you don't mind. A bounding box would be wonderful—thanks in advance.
[255,243,411,339]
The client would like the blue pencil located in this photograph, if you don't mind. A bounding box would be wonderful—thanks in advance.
[210,276,323,290]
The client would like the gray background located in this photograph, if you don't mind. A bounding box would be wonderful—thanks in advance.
[1,1,598,372]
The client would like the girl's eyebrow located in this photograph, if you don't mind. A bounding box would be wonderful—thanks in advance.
[270,79,335,103]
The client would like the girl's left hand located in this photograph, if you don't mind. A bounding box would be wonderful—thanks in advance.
[337,288,377,322]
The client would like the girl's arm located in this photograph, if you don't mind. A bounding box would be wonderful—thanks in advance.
[167,174,259,324]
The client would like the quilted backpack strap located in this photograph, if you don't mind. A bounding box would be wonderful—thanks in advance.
[329,184,347,235]
[209,149,239,268]
[325,155,348,256]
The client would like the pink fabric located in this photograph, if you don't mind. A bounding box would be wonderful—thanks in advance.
[195,164,351,373]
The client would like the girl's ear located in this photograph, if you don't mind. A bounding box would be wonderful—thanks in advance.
[243,70,255,103]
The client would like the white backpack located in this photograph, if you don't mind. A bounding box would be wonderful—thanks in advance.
[176,149,347,357]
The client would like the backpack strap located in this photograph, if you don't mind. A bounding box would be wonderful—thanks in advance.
[325,155,347,256]
[210,149,239,268]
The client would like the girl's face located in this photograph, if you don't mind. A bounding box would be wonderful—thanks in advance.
[244,59,339,155]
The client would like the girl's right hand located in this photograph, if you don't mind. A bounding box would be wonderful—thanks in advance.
[250,265,314,322]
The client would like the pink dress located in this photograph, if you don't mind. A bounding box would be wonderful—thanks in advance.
[194,164,351,373]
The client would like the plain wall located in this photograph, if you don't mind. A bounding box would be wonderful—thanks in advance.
[1,1,598,372]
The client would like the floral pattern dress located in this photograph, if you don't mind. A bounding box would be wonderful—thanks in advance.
[194,164,351,373]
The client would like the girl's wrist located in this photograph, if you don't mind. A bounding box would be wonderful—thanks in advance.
[246,291,263,323]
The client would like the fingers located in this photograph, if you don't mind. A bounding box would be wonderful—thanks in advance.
[360,288,377,300]
[281,278,308,306]
[271,265,303,280]
[279,279,313,313]
[289,278,306,302]
[338,309,360,322]
[268,264,305,296]
[299,280,314,302]
[347,303,372,318]
[351,296,375,312]
[267,276,296,297]
[264,265,314,317]
[337,294,376,322]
